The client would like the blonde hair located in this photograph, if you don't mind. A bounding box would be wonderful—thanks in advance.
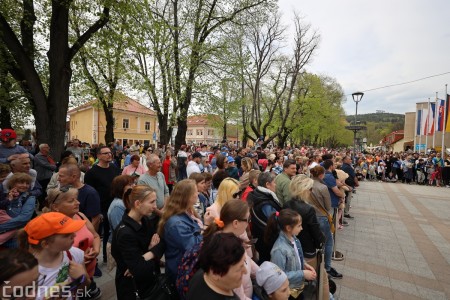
[45,187,78,212]
[241,158,253,173]
[215,178,239,208]
[123,185,156,210]
[289,174,313,202]
[158,179,198,236]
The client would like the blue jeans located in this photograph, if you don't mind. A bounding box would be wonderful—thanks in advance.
[317,216,333,271]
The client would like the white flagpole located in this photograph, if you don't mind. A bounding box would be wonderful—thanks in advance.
[425,98,430,152]
[443,84,448,157]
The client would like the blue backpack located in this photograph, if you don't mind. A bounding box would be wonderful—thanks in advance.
[176,241,203,299]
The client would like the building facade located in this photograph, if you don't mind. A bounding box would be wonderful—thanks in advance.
[186,115,240,146]
[67,96,157,147]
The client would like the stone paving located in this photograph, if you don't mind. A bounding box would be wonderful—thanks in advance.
[333,181,450,300]
[94,181,450,299]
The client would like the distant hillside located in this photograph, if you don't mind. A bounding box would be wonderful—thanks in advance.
[345,112,405,145]
[345,112,405,125]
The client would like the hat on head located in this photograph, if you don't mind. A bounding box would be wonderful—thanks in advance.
[227,156,235,163]
[192,152,202,159]
[0,129,17,142]
[24,212,86,245]
[256,261,288,295]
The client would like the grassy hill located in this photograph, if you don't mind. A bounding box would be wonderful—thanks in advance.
[345,112,405,145]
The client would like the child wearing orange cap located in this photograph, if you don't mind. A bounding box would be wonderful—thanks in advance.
[18,212,90,300]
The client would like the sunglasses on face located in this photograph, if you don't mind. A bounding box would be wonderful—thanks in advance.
[232,189,243,199]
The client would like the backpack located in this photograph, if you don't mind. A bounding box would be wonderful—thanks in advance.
[176,241,203,300]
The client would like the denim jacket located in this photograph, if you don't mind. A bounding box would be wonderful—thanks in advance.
[0,192,36,234]
[164,212,202,282]
[107,198,126,243]
[270,231,305,288]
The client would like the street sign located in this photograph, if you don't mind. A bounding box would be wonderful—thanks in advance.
[415,144,426,151]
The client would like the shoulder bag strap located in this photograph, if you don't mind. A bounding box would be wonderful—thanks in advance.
[309,194,335,234]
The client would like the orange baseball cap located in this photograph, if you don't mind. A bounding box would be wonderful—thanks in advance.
[24,212,86,245]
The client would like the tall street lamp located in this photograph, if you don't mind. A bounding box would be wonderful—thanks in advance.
[351,91,364,164]
[345,92,365,165]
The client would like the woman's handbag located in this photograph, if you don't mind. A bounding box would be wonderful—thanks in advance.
[137,274,179,300]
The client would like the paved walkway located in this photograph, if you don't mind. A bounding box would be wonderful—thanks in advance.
[95,181,450,299]
[333,181,450,300]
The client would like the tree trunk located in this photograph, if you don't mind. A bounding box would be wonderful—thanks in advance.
[175,116,187,149]
[102,102,114,145]
[158,114,171,146]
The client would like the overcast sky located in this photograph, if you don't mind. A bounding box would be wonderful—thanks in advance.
[278,0,450,115]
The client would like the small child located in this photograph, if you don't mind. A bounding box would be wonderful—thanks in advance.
[377,162,386,181]
[267,209,319,300]
[416,159,425,185]
[368,163,376,181]
[429,170,439,186]
[19,212,90,300]
[0,173,34,245]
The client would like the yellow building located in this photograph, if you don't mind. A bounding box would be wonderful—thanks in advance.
[67,96,157,147]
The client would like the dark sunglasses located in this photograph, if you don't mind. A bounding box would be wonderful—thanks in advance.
[49,185,72,206]
[232,189,243,199]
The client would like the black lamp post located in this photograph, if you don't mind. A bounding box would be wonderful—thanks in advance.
[351,92,364,164]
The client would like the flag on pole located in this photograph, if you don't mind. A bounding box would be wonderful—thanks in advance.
[428,102,436,135]
[446,94,450,132]
[437,99,445,131]
[416,109,422,135]
[422,107,429,135]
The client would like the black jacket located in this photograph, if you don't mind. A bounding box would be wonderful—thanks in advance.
[112,213,165,300]
[247,187,282,263]
[284,198,325,258]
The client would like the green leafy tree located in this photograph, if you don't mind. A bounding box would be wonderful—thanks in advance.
[0,0,110,156]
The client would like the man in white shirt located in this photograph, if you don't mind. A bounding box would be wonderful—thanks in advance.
[186,152,202,177]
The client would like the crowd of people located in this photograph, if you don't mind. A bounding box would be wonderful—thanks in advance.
[1,127,450,300]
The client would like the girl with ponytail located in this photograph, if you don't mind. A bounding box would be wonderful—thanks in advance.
[266,209,317,299]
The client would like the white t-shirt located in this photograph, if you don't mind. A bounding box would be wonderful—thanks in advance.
[36,247,84,300]
[186,161,201,177]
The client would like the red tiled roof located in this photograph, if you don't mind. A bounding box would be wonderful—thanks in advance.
[187,114,222,125]
[68,94,156,116]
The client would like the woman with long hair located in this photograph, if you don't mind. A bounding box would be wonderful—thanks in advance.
[286,174,333,300]
[203,200,259,299]
[189,172,209,218]
[112,185,164,299]
[247,172,283,263]
[107,175,135,271]
[239,157,254,191]
[158,179,206,283]
[310,164,343,280]
[205,177,240,219]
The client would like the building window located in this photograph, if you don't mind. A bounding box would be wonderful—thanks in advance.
[187,129,193,136]
[123,118,129,129]
[113,117,116,129]
[207,129,214,136]
[196,129,203,136]
[145,122,150,131]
